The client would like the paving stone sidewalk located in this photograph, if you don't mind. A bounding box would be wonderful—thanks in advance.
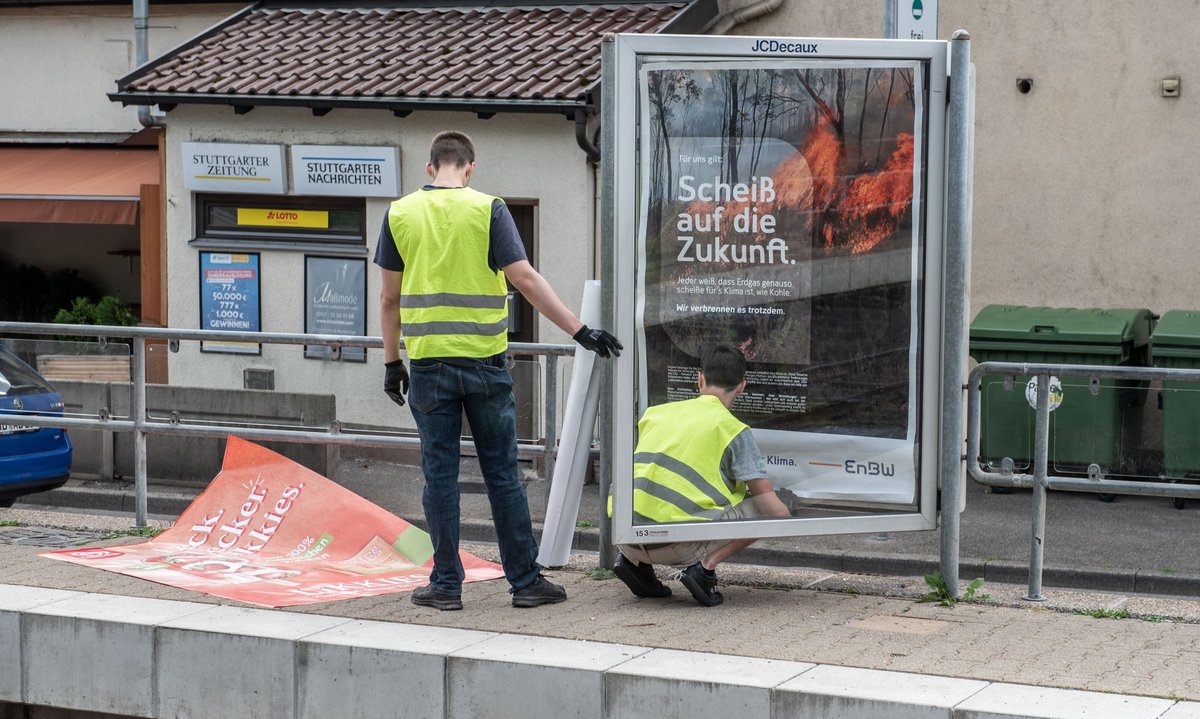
[2,506,1199,703]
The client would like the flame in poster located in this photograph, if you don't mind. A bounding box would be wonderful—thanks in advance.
[802,115,915,254]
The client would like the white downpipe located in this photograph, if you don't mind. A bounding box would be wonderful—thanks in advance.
[133,0,160,128]
[704,0,785,35]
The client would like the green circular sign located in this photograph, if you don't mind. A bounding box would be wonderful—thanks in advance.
[912,0,924,20]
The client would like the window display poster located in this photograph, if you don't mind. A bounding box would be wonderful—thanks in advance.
[305,256,366,362]
[200,252,261,355]
[637,60,924,505]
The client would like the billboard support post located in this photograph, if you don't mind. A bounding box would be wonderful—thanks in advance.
[939,30,973,598]
[598,35,617,571]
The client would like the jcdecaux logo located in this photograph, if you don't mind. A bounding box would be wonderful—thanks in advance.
[750,39,819,54]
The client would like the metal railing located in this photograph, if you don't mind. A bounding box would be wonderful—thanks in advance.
[965,360,1200,600]
[0,321,577,528]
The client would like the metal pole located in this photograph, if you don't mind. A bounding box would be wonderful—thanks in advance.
[596,36,617,571]
[544,354,558,482]
[938,30,972,599]
[1025,372,1051,602]
[132,337,148,528]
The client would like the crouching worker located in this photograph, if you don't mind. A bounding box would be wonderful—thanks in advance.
[613,344,791,607]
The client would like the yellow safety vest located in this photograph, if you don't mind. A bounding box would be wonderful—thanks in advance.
[388,188,509,360]
[632,395,749,524]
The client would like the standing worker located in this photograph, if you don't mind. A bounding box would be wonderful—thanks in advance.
[613,344,791,606]
[376,131,622,610]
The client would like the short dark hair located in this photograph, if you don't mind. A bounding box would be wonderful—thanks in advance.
[429,131,475,169]
[701,344,746,390]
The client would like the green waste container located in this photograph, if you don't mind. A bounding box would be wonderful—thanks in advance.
[1152,310,1200,479]
[969,305,1154,474]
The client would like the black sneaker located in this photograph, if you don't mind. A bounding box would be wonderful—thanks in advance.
[411,584,463,611]
[612,553,671,598]
[512,575,567,608]
[680,563,723,607]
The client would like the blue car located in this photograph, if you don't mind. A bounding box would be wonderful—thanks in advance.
[0,347,72,507]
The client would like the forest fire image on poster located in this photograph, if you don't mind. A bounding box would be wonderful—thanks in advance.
[637,60,925,504]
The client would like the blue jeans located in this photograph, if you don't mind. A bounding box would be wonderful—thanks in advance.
[408,357,541,594]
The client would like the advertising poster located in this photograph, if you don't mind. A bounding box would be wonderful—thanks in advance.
[43,437,504,608]
[305,256,367,362]
[199,252,261,355]
[638,59,924,507]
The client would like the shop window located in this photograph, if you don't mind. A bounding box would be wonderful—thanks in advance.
[193,194,366,252]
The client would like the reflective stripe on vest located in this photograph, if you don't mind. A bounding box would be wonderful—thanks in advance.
[388,188,508,359]
[631,394,748,524]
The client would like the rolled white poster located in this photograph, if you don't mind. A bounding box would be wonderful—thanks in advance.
[537,280,603,567]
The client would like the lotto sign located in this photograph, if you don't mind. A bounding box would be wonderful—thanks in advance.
[237,208,329,229]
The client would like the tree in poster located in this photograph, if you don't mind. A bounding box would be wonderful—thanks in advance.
[646,69,701,201]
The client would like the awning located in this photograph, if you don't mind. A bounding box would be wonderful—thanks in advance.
[0,147,159,225]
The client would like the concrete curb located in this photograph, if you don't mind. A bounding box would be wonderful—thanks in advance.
[2,583,1195,719]
[17,481,198,518]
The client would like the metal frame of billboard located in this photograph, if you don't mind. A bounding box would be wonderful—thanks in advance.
[607,33,949,545]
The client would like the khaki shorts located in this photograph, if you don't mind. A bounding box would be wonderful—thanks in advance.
[617,500,760,568]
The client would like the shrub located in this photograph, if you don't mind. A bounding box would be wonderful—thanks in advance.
[54,296,137,327]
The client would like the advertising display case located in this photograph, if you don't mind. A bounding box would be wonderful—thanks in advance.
[607,34,950,544]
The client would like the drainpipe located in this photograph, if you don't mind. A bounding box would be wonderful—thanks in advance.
[133,0,160,127]
[574,108,600,164]
[702,0,784,35]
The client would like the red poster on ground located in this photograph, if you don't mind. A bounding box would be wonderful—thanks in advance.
[42,436,504,607]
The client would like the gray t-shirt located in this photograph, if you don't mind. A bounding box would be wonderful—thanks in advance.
[372,186,527,273]
[720,428,768,487]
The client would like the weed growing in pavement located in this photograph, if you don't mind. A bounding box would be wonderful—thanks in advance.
[0,520,20,527]
[575,520,594,529]
[1158,567,1179,574]
[1075,608,1130,620]
[100,527,163,541]
[589,567,616,581]
[845,585,860,595]
[920,572,988,607]
[1142,614,1170,623]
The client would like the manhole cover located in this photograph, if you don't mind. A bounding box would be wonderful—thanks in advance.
[0,527,107,548]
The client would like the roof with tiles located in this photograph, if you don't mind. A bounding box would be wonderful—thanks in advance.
[112,2,706,114]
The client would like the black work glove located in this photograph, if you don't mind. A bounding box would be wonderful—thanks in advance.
[384,359,409,406]
[573,325,623,358]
